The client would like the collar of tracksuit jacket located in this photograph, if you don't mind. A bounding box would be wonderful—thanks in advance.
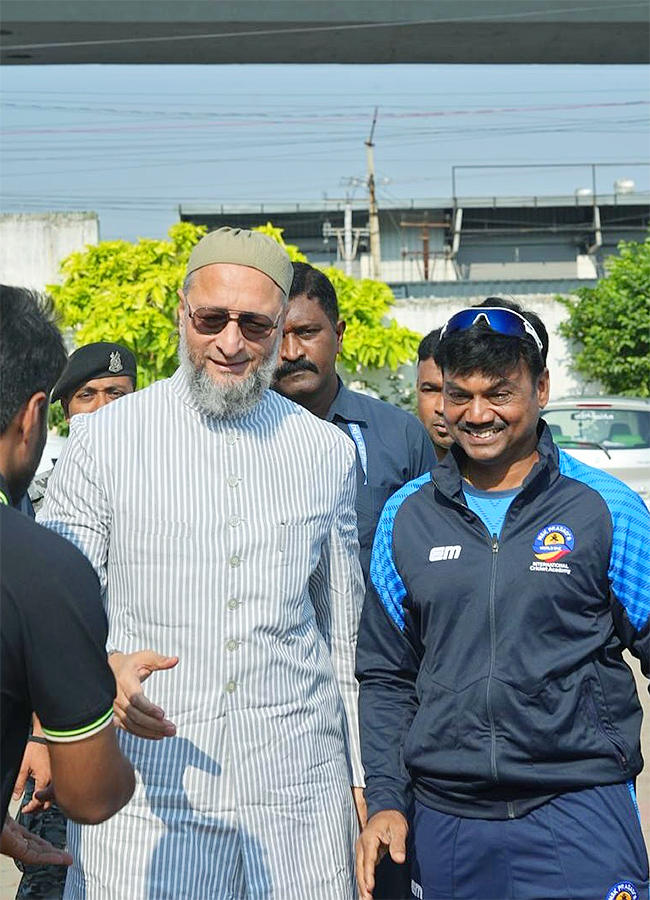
[430,418,559,508]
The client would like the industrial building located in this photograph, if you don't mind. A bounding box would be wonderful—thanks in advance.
[180,187,648,399]
[180,189,649,289]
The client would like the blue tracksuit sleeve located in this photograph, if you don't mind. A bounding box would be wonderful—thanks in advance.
[559,452,650,688]
[356,477,428,818]
[606,487,650,686]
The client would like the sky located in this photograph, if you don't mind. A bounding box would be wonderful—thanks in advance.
[1,63,648,241]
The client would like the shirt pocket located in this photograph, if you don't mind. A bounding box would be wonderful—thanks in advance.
[274,522,322,601]
[275,522,317,560]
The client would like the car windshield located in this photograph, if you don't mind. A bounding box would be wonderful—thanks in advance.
[542,406,650,450]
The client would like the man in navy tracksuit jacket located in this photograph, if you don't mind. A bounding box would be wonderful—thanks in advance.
[356,299,649,900]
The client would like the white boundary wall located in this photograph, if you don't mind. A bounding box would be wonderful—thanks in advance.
[390,293,593,400]
[0,212,99,291]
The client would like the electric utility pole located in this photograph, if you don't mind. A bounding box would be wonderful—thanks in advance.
[366,108,382,280]
[322,194,369,276]
[400,216,448,281]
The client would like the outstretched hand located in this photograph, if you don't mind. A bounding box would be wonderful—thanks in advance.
[0,815,73,867]
[109,650,179,740]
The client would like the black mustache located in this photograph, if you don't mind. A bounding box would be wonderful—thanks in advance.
[274,359,319,379]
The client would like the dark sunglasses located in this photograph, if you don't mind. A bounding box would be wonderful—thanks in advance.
[187,303,281,341]
[439,307,544,355]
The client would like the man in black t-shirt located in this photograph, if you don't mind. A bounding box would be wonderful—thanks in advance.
[17,341,139,899]
[0,503,129,825]
[0,285,135,853]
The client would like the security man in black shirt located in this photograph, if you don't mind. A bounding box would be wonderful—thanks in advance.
[274,262,436,583]
[51,341,137,420]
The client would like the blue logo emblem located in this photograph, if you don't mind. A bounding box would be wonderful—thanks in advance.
[532,523,575,562]
[605,882,639,900]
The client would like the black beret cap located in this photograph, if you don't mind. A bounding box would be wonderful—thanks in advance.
[51,342,137,403]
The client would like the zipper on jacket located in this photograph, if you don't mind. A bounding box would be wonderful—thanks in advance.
[507,801,516,819]
[486,533,500,783]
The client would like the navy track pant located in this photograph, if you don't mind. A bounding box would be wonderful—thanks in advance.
[409,782,648,900]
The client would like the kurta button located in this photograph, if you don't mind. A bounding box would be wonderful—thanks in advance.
[227,475,239,487]
[226,432,237,445]
[229,555,241,567]
[226,640,238,652]
[225,681,237,694]
[227,598,240,610]
[228,515,241,527]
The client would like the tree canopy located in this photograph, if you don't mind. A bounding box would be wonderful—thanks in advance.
[48,221,203,390]
[557,236,650,397]
[47,221,422,427]
[252,223,421,372]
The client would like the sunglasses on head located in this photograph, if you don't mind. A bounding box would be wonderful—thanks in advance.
[439,307,544,355]
[186,303,281,341]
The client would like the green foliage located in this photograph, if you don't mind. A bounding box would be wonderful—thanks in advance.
[253,222,308,263]
[48,221,206,391]
[48,399,69,437]
[378,372,418,413]
[557,236,650,396]
[345,370,418,414]
[255,224,421,372]
[48,219,421,430]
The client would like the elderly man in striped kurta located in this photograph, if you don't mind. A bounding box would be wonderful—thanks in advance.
[38,228,366,900]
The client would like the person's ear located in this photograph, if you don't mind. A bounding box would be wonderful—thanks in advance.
[537,368,550,409]
[20,393,47,443]
[177,290,187,329]
[335,320,346,353]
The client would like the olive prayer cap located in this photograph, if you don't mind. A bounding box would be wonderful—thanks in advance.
[185,227,293,296]
[51,342,137,403]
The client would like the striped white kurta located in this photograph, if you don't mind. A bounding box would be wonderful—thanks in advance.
[38,368,365,900]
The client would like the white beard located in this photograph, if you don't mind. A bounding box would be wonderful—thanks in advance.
[178,327,279,420]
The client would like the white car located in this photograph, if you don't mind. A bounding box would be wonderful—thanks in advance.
[542,396,650,506]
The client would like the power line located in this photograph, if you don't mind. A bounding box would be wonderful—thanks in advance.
[2,98,647,136]
[3,87,649,100]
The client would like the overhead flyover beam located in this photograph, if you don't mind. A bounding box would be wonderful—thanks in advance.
[1,0,649,65]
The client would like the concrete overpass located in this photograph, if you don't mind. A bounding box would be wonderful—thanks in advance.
[1,0,649,65]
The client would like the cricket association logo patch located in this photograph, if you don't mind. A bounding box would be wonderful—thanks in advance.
[605,882,639,900]
[530,523,574,575]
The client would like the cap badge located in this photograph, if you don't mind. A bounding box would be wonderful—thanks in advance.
[108,351,123,373]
